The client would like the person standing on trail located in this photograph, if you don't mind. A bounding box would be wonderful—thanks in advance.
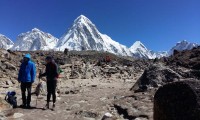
[39,56,58,111]
[105,55,111,64]
[18,53,36,108]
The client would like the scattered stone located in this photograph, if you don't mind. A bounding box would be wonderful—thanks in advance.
[0,48,199,120]
[101,112,114,120]
[13,113,24,118]
[6,80,13,86]
[69,71,79,79]
[91,85,97,87]
[70,104,81,110]
[75,110,98,118]
[135,117,148,120]
[65,89,80,94]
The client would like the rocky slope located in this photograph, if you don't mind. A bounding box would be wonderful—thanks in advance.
[0,46,200,119]
[0,49,149,119]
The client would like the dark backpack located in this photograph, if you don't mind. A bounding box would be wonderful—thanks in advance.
[5,91,17,108]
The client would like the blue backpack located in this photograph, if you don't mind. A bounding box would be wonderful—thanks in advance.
[5,91,17,108]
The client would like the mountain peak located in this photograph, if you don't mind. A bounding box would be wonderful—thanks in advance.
[130,41,147,51]
[177,40,188,44]
[12,29,58,51]
[57,15,132,56]
[78,15,87,19]
[129,41,154,59]
[73,15,92,25]
[133,41,143,46]
[169,40,199,55]
[31,28,41,32]
[0,34,14,49]
[181,40,187,42]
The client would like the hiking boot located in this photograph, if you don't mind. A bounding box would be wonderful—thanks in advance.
[51,103,55,111]
[43,103,49,110]
[26,104,32,109]
[20,104,26,108]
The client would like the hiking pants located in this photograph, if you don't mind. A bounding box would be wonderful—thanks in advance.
[21,82,32,105]
[46,80,57,103]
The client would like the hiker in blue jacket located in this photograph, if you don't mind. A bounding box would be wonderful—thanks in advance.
[18,53,36,108]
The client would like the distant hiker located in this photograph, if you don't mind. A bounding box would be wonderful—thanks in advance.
[105,55,111,64]
[39,56,58,111]
[153,58,159,63]
[64,48,69,56]
[5,91,17,108]
[18,53,36,108]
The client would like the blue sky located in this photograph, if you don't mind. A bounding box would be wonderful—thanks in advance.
[0,0,199,51]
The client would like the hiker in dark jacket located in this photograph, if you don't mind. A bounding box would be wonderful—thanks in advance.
[18,53,36,108]
[39,56,58,110]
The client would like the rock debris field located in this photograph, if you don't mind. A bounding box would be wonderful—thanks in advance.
[0,47,200,120]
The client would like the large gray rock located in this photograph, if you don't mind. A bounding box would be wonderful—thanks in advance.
[4,62,17,71]
[131,63,181,91]
[154,80,200,120]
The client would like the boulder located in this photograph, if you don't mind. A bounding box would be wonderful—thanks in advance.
[6,80,13,86]
[154,80,200,120]
[131,63,181,91]
[4,62,17,71]
[69,71,79,79]
[108,68,118,74]
[102,67,118,74]
[101,112,116,120]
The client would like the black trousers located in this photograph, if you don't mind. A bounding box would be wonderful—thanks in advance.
[21,82,32,105]
[47,80,57,103]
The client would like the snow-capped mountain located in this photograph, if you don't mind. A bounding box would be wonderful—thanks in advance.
[56,15,132,56]
[169,40,199,55]
[5,15,198,59]
[151,51,168,58]
[0,34,14,49]
[129,41,169,59]
[129,41,154,59]
[12,28,58,51]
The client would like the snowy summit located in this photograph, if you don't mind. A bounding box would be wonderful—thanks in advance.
[12,28,58,51]
[169,40,199,55]
[0,34,14,49]
[129,41,153,59]
[56,15,132,56]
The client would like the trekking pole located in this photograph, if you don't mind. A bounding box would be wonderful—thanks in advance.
[36,69,42,107]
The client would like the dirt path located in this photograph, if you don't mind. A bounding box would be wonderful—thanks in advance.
[6,77,139,120]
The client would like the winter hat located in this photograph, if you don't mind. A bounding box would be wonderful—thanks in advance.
[24,53,31,59]
[45,56,53,60]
